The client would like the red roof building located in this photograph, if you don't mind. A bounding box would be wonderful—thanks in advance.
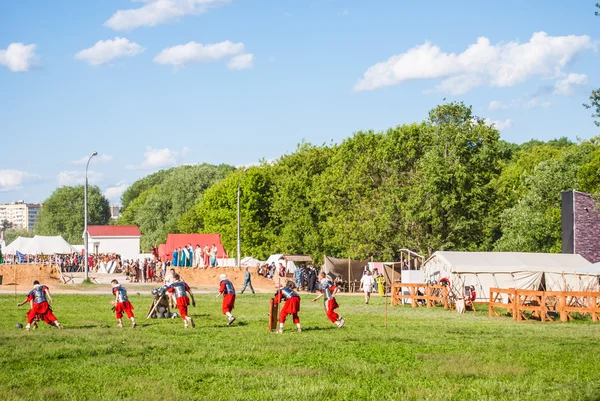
[88,225,141,237]
[87,225,141,259]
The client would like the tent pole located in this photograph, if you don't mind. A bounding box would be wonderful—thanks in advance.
[348,257,351,293]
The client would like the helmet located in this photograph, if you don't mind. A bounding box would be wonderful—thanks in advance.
[220,274,227,280]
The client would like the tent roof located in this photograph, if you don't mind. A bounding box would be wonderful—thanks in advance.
[88,225,141,237]
[4,237,33,253]
[5,235,77,254]
[429,251,591,274]
[282,255,313,262]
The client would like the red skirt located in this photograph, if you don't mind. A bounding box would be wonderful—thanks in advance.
[281,297,301,315]
[222,294,235,314]
[115,300,135,318]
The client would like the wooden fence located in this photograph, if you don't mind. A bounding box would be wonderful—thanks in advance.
[489,287,600,322]
[391,283,449,309]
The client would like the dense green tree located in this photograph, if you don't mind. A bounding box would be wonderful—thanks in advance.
[35,185,110,244]
[124,164,235,250]
[120,169,172,212]
[495,141,599,252]
[405,102,503,254]
[187,165,275,259]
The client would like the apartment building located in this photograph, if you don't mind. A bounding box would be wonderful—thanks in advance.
[0,201,42,231]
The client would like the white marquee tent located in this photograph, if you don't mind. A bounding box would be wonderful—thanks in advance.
[423,251,600,302]
[4,235,77,255]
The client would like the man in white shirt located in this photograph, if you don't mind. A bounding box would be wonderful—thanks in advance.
[359,270,375,305]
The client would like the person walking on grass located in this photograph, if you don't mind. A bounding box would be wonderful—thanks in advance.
[312,272,345,328]
[360,270,375,305]
[17,280,63,331]
[273,281,302,333]
[216,274,236,325]
[167,274,196,328]
[110,279,136,328]
[240,267,255,294]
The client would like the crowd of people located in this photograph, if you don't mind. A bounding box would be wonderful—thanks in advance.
[166,243,220,268]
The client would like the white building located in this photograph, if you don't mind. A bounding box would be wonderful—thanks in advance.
[0,201,41,231]
[87,225,141,260]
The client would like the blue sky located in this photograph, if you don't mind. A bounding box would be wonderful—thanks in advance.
[1,0,599,205]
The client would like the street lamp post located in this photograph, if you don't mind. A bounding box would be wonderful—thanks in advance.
[84,152,97,281]
[237,167,249,267]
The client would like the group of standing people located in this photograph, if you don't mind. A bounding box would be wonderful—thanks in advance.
[172,244,218,268]
[359,268,386,304]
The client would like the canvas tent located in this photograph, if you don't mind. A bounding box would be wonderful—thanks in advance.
[4,235,77,255]
[423,251,598,302]
[322,256,369,282]
[3,237,33,254]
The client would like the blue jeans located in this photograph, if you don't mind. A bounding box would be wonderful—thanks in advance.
[241,280,254,294]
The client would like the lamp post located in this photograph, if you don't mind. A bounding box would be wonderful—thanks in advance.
[84,152,97,281]
[237,167,249,267]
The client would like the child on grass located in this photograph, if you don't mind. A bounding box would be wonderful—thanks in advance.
[273,281,302,333]
[312,272,345,328]
[168,274,196,328]
[216,274,236,325]
[110,279,136,328]
[17,280,63,331]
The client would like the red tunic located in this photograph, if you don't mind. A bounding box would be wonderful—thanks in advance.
[115,301,134,319]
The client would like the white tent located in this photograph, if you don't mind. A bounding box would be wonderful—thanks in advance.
[266,254,298,273]
[240,256,263,267]
[423,251,598,302]
[10,235,78,255]
[3,237,34,254]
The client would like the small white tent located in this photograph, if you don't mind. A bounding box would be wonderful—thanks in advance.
[5,235,77,255]
[423,251,598,301]
[3,237,34,254]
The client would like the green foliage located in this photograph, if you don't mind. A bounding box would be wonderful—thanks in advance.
[35,185,110,244]
[120,168,172,212]
[1,293,600,400]
[119,164,235,250]
[584,88,600,127]
[494,142,598,252]
[3,229,34,245]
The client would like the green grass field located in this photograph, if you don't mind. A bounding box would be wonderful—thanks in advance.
[1,292,599,401]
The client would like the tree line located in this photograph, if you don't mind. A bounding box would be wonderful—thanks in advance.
[27,102,600,261]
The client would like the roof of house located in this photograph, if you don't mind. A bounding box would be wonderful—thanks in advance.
[88,225,141,237]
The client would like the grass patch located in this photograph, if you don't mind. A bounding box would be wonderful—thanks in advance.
[1,293,599,400]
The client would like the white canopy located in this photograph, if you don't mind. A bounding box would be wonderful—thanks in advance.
[423,251,598,301]
[5,235,77,255]
[3,237,34,254]
[266,254,297,273]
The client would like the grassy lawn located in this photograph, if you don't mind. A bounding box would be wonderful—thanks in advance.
[1,292,599,401]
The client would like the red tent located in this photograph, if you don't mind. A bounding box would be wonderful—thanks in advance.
[158,233,228,262]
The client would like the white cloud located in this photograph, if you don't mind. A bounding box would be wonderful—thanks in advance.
[553,73,588,95]
[354,32,593,94]
[57,170,104,186]
[227,53,254,70]
[0,43,39,72]
[154,40,245,68]
[75,37,144,66]
[0,170,41,192]
[485,118,512,131]
[104,182,129,203]
[525,98,552,109]
[105,0,230,31]
[127,147,178,170]
[72,154,114,165]
[488,100,510,111]
[182,146,191,157]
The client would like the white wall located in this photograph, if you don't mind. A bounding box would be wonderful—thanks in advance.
[88,236,140,260]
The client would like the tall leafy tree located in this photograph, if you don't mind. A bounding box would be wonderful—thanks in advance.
[406,102,503,254]
[35,185,110,244]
